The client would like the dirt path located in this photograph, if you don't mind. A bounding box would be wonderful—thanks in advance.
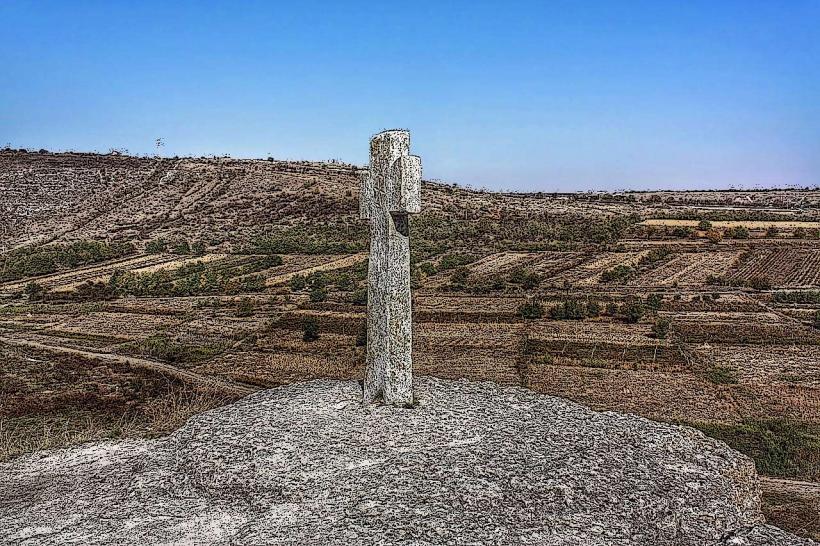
[0,335,258,396]
[761,476,820,496]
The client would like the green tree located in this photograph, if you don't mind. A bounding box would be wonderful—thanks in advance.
[652,317,671,339]
[620,300,645,324]
[517,300,544,319]
[24,282,47,302]
[302,317,320,342]
[309,287,328,302]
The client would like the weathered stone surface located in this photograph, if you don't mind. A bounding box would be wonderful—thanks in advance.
[0,378,813,545]
[359,129,421,406]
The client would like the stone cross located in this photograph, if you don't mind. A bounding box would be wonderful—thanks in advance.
[359,130,421,407]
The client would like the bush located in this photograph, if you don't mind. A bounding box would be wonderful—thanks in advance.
[652,317,671,339]
[698,220,713,230]
[620,300,645,323]
[705,365,739,384]
[145,238,167,254]
[517,300,544,319]
[309,288,328,303]
[605,302,619,316]
[417,262,437,276]
[601,265,634,283]
[24,282,47,302]
[70,280,116,301]
[727,226,750,239]
[646,293,663,310]
[550,299,587,320]
[438,253,476,271]
[449,267,471,285]
[0,241,135,283]
[236,298,255,317]
[356,322,367,347]
[509,268,542,290]
[638,247,672,266]
[586,300,601,317]
[351,288,368,306]
[302,317,320,342]
[813,310,820,330]
[191,241,206,256]
[748,276,772,291]
[170,240,191,254]
[289,275,307,291]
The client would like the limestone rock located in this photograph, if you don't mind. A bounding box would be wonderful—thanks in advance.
[0,378,814,545]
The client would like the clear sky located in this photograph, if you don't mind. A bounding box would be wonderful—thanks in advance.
[1,1,818,191]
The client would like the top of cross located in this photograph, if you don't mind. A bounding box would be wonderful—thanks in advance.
[359,130,421,219]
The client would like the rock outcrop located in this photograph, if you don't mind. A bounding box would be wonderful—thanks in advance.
[0,378,814,545]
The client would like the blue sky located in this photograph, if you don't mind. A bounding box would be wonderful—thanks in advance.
[1,1,818,191]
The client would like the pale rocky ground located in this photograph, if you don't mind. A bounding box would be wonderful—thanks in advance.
[0,378,813,545]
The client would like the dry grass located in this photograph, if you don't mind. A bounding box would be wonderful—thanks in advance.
[641,219,820,229]
[0,386,234,462]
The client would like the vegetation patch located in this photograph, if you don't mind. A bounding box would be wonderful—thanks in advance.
[1,241,135,283]
[695,420,820,480]
[705,365,739,385]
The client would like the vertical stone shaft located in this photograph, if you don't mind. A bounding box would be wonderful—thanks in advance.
[360,130,419,407]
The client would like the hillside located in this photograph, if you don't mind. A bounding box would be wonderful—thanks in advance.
[1,148,820,539]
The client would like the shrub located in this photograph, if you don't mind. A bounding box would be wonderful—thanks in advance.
[236,298,255,317]
[24,282,47,302]
[601,265,634,283]
[145,238,167,254]
[170,240,191,254]
[417,262,437,276]
[605,302,619,316]
[70,280,116,301]
[356,323,367,347]
[620,300,645,323]
[550,299,587,320]
[794,227,807,239]
[539,352,555,365]
[309,288,328,303]
[517,300,544,319]
[646,293,663,310]
[351,288,368,306]
[289,275,307,291]
[302,317,320,342]
[698,220,713,231]
[652,317,671,339]
[449,267,471,285]
[586,300,601,317]
[748,276,772,291]
[638,247,671,266]
[727,226,750,239]
[813,310,820,330]
[438,253,476,271]
[191,241,206,256]
[509,268,541,290]
[0,241,135,283]
[705,366,739,384]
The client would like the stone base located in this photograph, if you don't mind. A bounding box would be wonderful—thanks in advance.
[0,378,814,545]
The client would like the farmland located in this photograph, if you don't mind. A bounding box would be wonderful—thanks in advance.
[1,149,820,538]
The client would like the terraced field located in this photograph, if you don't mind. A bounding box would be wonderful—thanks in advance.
[2,151,820,539]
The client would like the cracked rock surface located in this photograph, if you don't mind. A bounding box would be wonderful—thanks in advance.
[0,377,814,545]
